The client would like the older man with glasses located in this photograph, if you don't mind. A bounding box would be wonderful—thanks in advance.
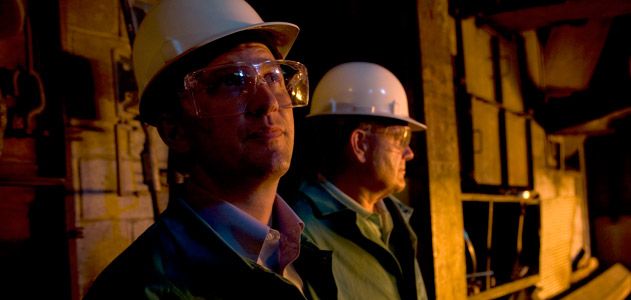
[83,0,335,299]
[289,62,429,300]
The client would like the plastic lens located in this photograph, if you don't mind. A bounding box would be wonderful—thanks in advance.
[382,126,412,149]
[184,60,309,117]
[363,125,412,149]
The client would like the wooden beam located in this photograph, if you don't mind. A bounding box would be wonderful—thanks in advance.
[481,0,631,31]
[562,263,631,300]
[469,275,540,300]
[418,0,467,299]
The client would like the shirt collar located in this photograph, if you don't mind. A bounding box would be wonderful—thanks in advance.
[320,179,377,219]
[195,195,304,272]
[319,179,395,244]
[273,197,305,272]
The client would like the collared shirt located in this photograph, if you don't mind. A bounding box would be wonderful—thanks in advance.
[320,179,394,245]
[195,195,304,289]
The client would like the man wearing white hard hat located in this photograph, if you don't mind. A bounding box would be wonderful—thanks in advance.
[84,0,335,299]
[290,62,428,300]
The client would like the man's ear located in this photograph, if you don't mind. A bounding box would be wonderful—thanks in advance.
[350,129,369,163]
[156,116,190,154]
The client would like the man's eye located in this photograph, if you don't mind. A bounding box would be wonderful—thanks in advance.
[205,72,247,94]
[223,72,248,87]
[263,70,284,86]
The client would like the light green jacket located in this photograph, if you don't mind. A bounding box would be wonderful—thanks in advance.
[291,181,428,300]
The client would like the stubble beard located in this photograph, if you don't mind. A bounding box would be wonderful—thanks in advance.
[200,136,293,186]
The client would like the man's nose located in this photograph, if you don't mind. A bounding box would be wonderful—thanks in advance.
[247,78,280,116]
[403,145,414,161]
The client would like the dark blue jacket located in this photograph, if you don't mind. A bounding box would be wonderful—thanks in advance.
[83,196,336,300]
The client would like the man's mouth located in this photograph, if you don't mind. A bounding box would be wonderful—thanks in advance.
[248,126,285,140]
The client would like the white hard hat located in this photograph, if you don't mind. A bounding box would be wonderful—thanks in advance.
[133,0,299,124]
[308,62,426,131]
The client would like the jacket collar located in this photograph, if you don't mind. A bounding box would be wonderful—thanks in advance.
[299,180,351,217]
[162,196,256,270]
[299,180,415,220]
[299,180,418,252]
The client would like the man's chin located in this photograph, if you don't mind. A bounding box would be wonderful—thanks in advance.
[268,157,291,176]
[246,153,291,178]
[392,181,407,194]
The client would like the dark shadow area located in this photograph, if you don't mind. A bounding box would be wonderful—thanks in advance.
[585,116,631,270]
[0,186,70,299]
[536,15,631,133]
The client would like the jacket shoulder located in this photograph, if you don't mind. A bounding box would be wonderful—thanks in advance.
[83,221,181,299]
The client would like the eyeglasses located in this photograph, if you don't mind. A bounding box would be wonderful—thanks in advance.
[360,124,412,149]
[183,60,309,117]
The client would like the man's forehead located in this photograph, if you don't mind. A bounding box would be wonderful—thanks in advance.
[205,42,274,67]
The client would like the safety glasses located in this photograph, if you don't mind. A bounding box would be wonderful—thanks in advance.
[360,124,412,149]
[183,60,309,117]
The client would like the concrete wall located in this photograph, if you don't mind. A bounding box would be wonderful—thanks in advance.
[58,0,166,298]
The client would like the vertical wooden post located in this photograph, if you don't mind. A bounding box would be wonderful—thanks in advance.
[417,0,468,298]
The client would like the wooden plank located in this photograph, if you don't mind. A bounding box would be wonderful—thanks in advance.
[562,263,631,300]
[418,0,468,298]
[482,0,631,32]
[462,193,539,204]
[570,257,598,284]
[469,275,540,300]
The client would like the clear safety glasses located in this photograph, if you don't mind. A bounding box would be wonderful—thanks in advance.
[183,60,309,117]
[361,124,412,150]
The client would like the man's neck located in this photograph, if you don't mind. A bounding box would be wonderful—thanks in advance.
[185,167,280,224]
[329,174,388,213]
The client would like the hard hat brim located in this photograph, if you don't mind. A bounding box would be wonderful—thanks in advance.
[306,112,427,131]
